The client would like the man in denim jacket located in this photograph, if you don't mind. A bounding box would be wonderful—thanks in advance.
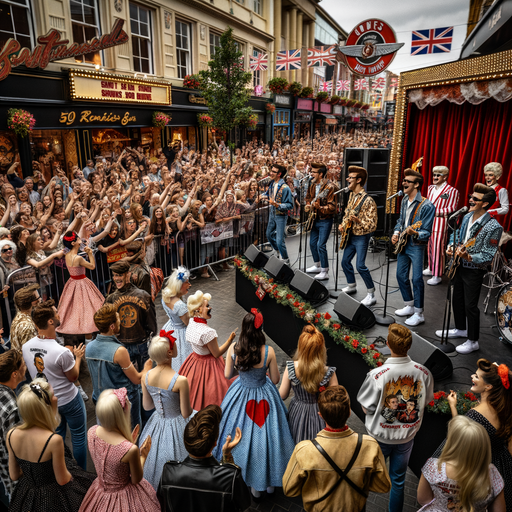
[392,169,435,326]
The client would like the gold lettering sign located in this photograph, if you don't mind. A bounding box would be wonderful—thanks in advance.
[59,111,137,125]
[189,94,207,105]
[69,71,172,105]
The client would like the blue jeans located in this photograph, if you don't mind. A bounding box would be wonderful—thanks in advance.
[309,218,333,268]
[123,339,150,372]
[57,392,87,470]
[266,212,288,259]
[396,242,425,309]
[378,438,414,512]
[342,233,374,290]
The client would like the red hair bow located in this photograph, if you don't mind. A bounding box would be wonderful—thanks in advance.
[251,308,263,329]
[497,364,510,389]
[160,329,176,351]
[113,387,128,409]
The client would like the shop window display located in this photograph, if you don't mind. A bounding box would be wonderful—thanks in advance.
[30,130,67,182]
[92,127,159,163]
[170,126,197,148]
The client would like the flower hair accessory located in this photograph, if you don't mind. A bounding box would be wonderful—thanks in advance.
[251,308,263,329]
[113,388,128,409]
[160,329,176,351]
[497,364,510,389]
[63,231,78,243]
[176,266,190,282]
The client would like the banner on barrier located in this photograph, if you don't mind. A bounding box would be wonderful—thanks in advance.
[200,221,233,244]
[239,214,255,235]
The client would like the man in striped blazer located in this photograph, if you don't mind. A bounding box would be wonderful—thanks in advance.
[423,166,459,285]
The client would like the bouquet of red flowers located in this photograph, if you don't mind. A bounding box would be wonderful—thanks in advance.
[182,74,201,89]
[152,111,171,128]
[8,108,36,137]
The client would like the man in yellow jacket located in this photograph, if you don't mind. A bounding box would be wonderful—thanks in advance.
[282,386,390,512]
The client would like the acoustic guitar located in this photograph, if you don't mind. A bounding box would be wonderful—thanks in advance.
[446,238,476,280]
[393,221,422,255]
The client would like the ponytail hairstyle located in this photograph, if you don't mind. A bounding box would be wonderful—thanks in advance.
[477,358,512,441]
[438,415,492,512]
[294,325,327,394]
[95,389,132,443]
[234,309,265,371]
[62,231,79,251]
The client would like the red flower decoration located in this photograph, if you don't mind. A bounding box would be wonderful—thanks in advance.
[428,401,435,407]
[434,392,440,400]
[352,340,359,348]
[315,313,321,318]
[293,301,300,307]
[498,364,510,389]
[269,278,274,283]
[373,353,380,359]
[314,319,319,323]
[300,311,305,317]
[361,347,368,354]
[344,335,351,342]
[324,312,332,320]
[318,386,326,393]
[369,344,375,350]
[465,392,477,401]
[332,324,341,330]
[376,361,383,367]
[286,294,293,300]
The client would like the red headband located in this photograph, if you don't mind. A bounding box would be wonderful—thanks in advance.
[63,231,78,243]
[251,308,263,329]
[497,364,510,389]
[160,329,176,351]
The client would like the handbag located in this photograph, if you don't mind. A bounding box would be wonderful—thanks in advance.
[311,433,367,504]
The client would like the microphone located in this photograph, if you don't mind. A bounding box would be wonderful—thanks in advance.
[449,206,468,221]
[334,186,350,196]
[387,190,403,201]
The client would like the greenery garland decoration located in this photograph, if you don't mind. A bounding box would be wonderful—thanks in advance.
[426,391,478,415]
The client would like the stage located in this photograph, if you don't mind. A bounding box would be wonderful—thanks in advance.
[236,230,512,477]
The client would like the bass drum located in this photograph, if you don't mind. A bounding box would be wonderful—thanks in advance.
[495,283,512,345]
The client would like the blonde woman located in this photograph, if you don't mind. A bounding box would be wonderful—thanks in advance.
[79,388,160,512]
[139,333,196,490]
[279,325,338,443]
[418,415,505,512]
[7,379,94,512]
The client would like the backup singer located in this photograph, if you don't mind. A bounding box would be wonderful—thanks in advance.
[436,184,502,354]
[260,164,293,264]
[392,170,435,327]
[339,166,378,306]
[423,166,459,286]
[305,163,337,281]
[484,162,509,221]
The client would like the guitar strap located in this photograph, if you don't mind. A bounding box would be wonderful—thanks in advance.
[410,198,426,225]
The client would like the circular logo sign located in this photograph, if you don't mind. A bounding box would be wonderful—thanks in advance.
[344,19,400,77]
[119,304,137,328]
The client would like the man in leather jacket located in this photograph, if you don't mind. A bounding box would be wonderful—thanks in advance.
[125,240,152,296]
[104,261,156,370]
[158,404,251,512]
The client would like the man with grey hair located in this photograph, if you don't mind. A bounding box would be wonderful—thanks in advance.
[423,166,459,285]
[484,162,509,221]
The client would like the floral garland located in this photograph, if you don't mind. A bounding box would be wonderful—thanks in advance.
[8,108,35,137]
[426,391,478,415]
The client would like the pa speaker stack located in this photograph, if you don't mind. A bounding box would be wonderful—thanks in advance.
[264,256,294,284]
[333,292,376,330]
[244,244,269,268]
[289,271,329,307]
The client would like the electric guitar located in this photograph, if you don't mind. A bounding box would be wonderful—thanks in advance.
[305,185,331,231]
[339,194,369,250]
[446,238,476,280]
[393,221,422,255]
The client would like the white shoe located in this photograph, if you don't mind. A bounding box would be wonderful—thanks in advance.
[405,313,425,326]
[456,340,479,354]
[423,267,432,276]
[435,328,467,339]
[315,269,329,281]
[281,258,290,265]
[427,276,442,286]
[306,263,321,273]
[78,385,89,402]
[361,293,376,307]
[395,305,415,317]
[342,285,357,294]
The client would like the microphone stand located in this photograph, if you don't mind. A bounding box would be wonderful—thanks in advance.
[329,184,345,298]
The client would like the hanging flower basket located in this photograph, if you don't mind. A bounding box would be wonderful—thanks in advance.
[152,111,171,128]
[267,77,289,94]
[182,74,201,89]
[197,113,213,127]
[353,101,363,109]
[265,103,276,114]
[316,91,329,103]
[346,99,357,107]
[299,86,314,98]
[329,95,341,105]
[338,97,348,106]
[288,81,302,96]
[246,114,258,129]
[361,103,370,110]
[7,108,36,138]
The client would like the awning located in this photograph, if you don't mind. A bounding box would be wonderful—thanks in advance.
[317,114,336,119]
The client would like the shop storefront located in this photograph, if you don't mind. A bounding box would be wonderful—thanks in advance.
[272,94,292,142]
[313,102,336,135]
[332,105,345,131]
[293,98,314,140]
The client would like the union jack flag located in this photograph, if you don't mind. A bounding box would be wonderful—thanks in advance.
[390,77,399,88]
[276,49,302,71]
[411,26,453,55]
[320,81,332,92]
[354,79,369,91]
[307,46,336,67]
[372,77,386,90]
[336,80,350,92]
[250,53,268,71]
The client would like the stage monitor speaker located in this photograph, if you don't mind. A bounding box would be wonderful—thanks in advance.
[409,332,453,381]
[289,271,329,306]
[333,292,376,330]
[264,256,294,284]
[244,244,269,269]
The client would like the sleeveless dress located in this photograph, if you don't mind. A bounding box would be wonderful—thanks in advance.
[213,346,295,492]
[419,458,504,511]
[78,425,160,512]
[57,265,105,335]
[161,298,191,372]
[8,432,94,512]
[286,361,337,443]
[139,370,197,490]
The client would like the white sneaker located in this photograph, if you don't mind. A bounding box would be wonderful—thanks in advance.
[315,269,329,281]
[435,328,467,339]
[456,340,480,354]
[361,294,376,307]
[342,285,357,294]
[427,276,442,286]
[281,258,290,265]
[306,263,321,273]
[405,312,425,326]
[395,305,415,317]
[78,385,89,402]
[423,267,432,276]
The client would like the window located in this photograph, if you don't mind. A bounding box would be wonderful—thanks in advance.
[70,0,100,64]
[209,32,220,58]
[252,47,263,87]
[0,0,34,50]
[176,20,191,79]
[315,15,338,45]
[253,0,261,15]
[130,2,153,74]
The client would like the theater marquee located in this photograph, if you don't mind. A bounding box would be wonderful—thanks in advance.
[69,70,172,105]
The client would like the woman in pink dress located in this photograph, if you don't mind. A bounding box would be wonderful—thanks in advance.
[180,290,237,410]
[79,388,160,512]
[57,231,104,340]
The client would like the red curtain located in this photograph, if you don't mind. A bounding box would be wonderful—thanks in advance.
[403,98,512,231]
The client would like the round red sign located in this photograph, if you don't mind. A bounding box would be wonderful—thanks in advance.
[343,19,401,77]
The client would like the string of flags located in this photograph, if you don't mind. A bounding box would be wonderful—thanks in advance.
[317,77,398,94]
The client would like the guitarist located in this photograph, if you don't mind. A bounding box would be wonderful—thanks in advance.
[436,184,502,354]
[304,162,337,281]
[339,166,378,306]
[392,169,435,327]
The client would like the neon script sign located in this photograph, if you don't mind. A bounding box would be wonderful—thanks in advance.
[0,19,128,82]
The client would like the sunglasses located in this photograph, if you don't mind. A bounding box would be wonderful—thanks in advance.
[433,173,444,177]
[1,248,13,253]
[468,195,483,202]
[403,179,416,184]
